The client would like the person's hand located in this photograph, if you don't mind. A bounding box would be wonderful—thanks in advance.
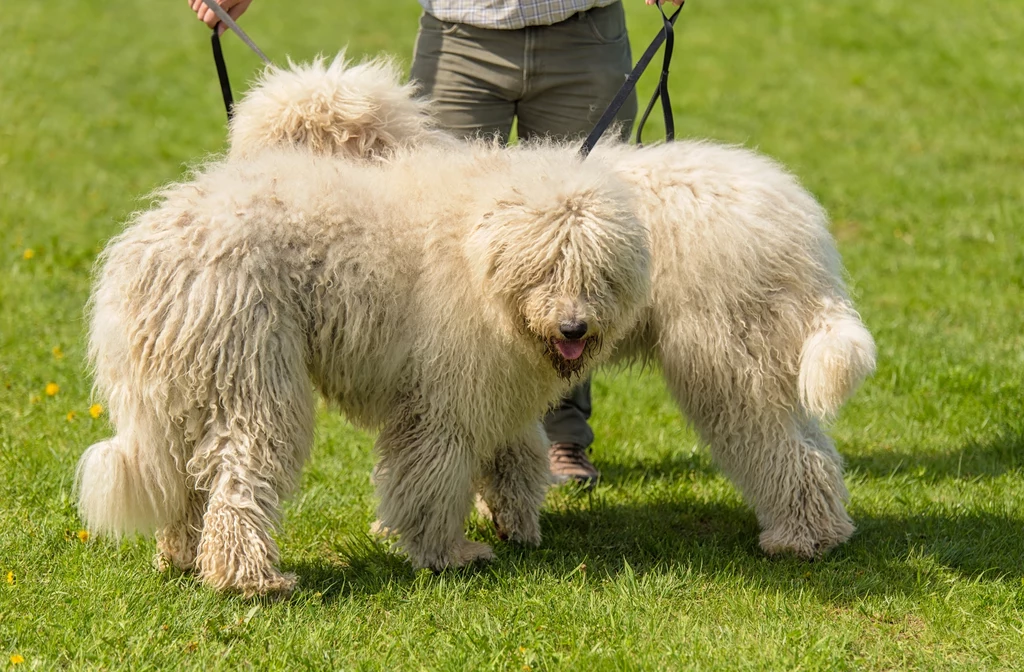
[645,0,685,5]
[189,0,253,32]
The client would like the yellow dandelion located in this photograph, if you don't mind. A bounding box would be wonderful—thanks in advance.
[5,570,13,584]
[45,382,59,396]
[77,530,90,543]
[22,249,34,260]
[66,411,77,422]
[89,404,104,419]
[10,654,25,665]
[52,346,64,360]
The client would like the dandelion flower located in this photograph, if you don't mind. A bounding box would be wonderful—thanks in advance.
[10,654,24,665]
[89,404,104,419]
[77,530,90,543]
[22,249,34,260]
[52,346,64,360]
[5,571,13,584]
[66,411,77,422]
[45,383,59,396]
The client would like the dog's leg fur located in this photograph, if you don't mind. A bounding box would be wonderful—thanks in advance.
[374,406,494,570]
[187,314,315,596]
[195,460,296,596]
[657,326,855,558]
[155,488,207,572]
[474,422,548,546]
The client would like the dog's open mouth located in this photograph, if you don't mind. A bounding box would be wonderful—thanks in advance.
[545,337,596,380]
[554,339,587,361]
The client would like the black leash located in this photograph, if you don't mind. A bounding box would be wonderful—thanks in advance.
[211,27,234,122]
[578,1,684,158]
[201,0,272,122]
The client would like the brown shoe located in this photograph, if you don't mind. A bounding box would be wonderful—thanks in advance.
[549,443,600,489]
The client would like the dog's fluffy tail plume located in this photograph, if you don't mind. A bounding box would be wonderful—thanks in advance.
[798,300,876,419]
[228,53,446,159]
[76,434,185,537]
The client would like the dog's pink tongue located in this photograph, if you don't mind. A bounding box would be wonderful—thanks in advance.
[556,339,586,360]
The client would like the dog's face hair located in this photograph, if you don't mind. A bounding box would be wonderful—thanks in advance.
[470,168,650,379]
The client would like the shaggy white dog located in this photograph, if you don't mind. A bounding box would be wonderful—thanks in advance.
[78,59,651,596]
[78,57,874,596]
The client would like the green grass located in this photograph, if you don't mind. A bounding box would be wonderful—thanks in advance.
[2,0,1022,669]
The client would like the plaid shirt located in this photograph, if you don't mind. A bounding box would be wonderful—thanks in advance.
[418,0,620,29]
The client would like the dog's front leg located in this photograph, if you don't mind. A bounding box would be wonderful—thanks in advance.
[374,411,494,571]
[474,421,547,546]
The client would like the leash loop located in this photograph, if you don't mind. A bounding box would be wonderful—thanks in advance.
[634,2,680,146]
[578,1,684,158]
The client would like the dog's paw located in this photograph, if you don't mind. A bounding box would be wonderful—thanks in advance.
[369,519,395,538]
[446,540,496,568]
[476,495,542,546]
[759,517,853,559]
[233,571,299,599]
[153,550,196,574]
[414,539,495,571]
[493,511,541,547]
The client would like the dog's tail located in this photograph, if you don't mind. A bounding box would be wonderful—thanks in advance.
[76,434,185,537]
[228,52,446,160]
[798,300,876,419]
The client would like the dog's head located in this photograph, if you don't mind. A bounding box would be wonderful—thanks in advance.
[468,156,650,380]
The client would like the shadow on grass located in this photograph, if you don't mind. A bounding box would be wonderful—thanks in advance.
[597,450,719,484]
[282,493,1021,607]
[281,427,1023,604]
[518,497,1023,610]
[284,534,417,601]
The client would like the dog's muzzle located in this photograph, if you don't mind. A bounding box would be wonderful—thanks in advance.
[545,333,597,380]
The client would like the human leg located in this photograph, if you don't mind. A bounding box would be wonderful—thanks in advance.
[520,2,637,484]
[409,12,524,141]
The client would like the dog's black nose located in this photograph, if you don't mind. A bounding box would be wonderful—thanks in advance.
[559,320,588,340]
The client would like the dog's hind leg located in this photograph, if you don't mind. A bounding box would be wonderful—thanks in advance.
[155,488,207,572]
[658,340,853,558]
[474,422,548,546]
[195,459,298,596]
[374,408,494,571]
[751,417,853,557]
[191,327,315,597]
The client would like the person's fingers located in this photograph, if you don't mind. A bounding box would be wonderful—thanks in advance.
[196,0,221,27]
[200,3,220,28]
[198,0,251,28]
[227,0,252,20]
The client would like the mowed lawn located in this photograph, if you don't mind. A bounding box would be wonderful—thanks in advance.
[1,0,1022,669]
